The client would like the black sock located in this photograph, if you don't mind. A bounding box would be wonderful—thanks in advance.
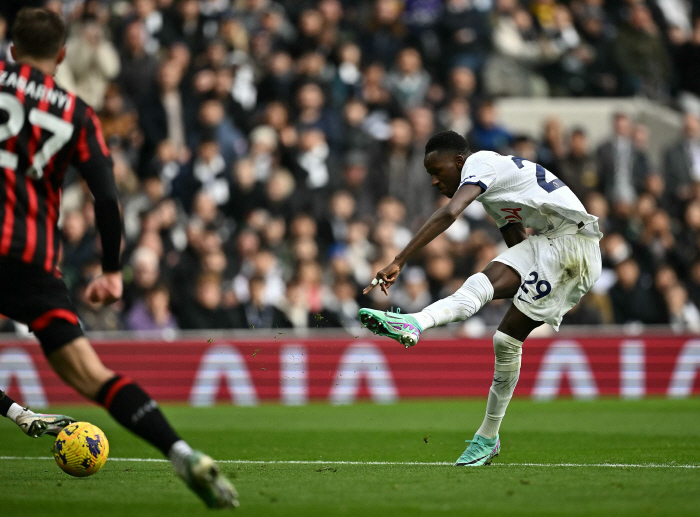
[0,390,16,417]
[95,376,181,456]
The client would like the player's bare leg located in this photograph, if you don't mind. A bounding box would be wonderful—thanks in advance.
[455,306,542,466]
[46,337,114,398]
[48,337,238,508]
[0,389,75,437]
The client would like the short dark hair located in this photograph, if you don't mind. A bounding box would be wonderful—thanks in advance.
[424,130,469,156]
[12,8,66,60]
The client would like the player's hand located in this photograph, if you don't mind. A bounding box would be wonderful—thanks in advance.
[363,262,402,296]
[85,271,123,305]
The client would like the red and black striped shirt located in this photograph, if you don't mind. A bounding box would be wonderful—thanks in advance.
[0,60,121,273]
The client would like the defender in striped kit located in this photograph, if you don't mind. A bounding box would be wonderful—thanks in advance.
[0,8,237,508]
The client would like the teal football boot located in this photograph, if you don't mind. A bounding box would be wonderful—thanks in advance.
[358,308,422,348]
[454,434,500,466]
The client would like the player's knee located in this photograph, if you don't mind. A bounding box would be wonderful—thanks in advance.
[493,331,522,371]
[448,272,494,319]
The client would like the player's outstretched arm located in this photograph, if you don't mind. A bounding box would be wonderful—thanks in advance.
[82,166,123,305]
[74,110,123,305]
[364,184,482,295]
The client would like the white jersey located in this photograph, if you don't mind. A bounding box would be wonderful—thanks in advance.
[460,151,602,239]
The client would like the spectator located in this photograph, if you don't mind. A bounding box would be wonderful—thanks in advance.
[387,48,431,110]
[160,0,209,55]
[179,273,241,329]
[237,276,291,329]
[295,83,340,149]
[561,294,604,326]
[126,283,179,332]
[576,3,620,96]
[487,0,557,96]
[468,99,513,153]
[362,0,407,68]
[613,3,671,99]
[61,210,97,284]
[392,267,433,313]
[664,113,700,204]
[118,20,160,104]
[123,246,161,312]
[512,134,538,162]
[179,136,230,210]
[281,279,341,328]
[447,66,477,100]
[139,59,197,171]
[0,14,9,60]
[99,84,140,154]
[688,260,700,308]
[196,98,248,169]
[295,129,335,217]
[327,278,360,330]
[340,99,375,153]
[676,18,700,115]
[609,258,667,324]
[60,16,120,110]
[558,127,599,201]
[439,97,472,136]
[597,113,650,209]
[437,0,490,71]
[380,118,433,220]
[665,283,700,332]
[332,42,363,107]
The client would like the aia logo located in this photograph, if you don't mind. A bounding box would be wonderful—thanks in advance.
[501,207,523,222]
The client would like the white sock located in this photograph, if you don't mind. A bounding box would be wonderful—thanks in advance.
[410,272,494,330]
[477,331,523,439]
[168,439,194,476]
[6,403,32,423]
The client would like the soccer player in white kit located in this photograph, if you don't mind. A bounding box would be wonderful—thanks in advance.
[359,130,602,466]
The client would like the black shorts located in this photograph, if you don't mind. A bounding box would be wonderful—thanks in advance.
[0,257,83,356]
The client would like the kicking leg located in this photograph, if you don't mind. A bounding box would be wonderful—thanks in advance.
[455,305,542,466]
[411,261,521,328]
[359,261,521,347]
[47,337,238,508]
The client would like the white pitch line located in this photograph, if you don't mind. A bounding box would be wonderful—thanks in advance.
[1,456,699,469]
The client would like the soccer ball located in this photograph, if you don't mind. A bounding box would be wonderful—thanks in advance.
[53,422,109,477]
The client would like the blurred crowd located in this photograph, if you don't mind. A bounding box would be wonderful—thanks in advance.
[2,0,700,335]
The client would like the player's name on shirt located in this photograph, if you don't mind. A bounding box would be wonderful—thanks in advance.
[0,69,72,110]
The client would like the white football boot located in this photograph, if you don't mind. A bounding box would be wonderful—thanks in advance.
[174,451,239,509]
[15,410,76,438]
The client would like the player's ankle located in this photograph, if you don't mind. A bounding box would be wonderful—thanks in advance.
[7,403,33,423]
[409,312,435,330]
[474,432,499,444]
[168,440,194,475]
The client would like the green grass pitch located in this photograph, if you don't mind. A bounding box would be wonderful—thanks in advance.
[1,399,700,516]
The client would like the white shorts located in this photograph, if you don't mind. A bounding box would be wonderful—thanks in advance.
[493,233,602,330]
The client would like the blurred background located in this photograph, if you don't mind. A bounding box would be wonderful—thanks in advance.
[1,0,700,339]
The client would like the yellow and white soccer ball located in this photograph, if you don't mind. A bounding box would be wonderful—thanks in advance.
[53,422,109,477]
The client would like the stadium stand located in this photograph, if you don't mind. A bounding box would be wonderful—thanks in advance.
[1,0,700,336]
